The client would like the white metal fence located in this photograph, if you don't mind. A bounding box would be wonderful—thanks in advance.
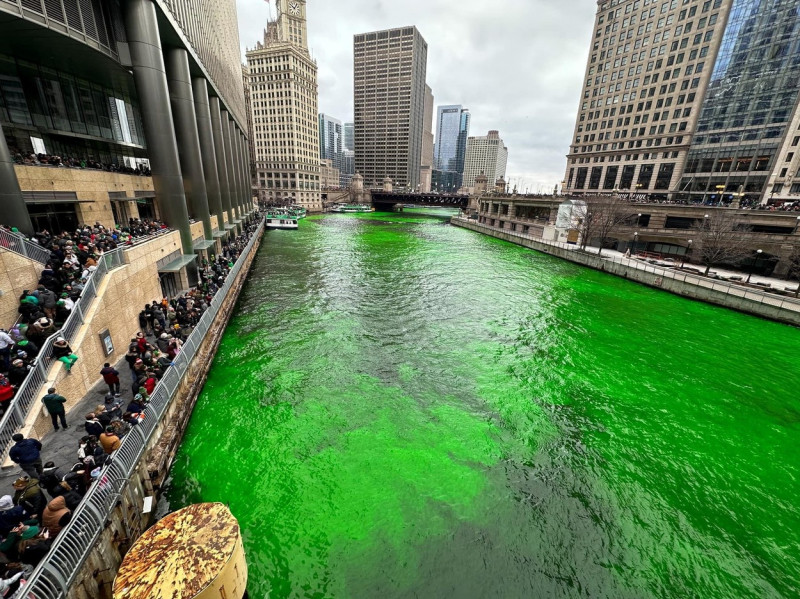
[452,217,800,314]
[0,229,53,265]
[15,218,264,599]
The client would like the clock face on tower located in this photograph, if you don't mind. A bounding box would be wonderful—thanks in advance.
[288,1,300,15]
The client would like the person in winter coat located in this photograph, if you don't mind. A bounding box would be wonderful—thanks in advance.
[99,427,121,455]
[26,317,54,346]
[7,359,29,387]
[84,414,104,438]
[51,338,78,372]
[14,338,38,359]
[41,387,68,430]
[100,363,121,396]
[0,495,28,537]
[12,477,47,519]
[0,376,14,415]
[9,434,43,478]
[39,462,66,498]
[37,286,57,319]
[41,496,71,536]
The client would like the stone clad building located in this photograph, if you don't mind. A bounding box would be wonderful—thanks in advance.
[246,0,322,210]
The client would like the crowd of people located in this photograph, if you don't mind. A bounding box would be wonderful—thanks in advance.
[0,219,169,411]
[11,149,151,177]
[0,218,261,591]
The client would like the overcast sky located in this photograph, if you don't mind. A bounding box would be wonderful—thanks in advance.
[236,0,596,192]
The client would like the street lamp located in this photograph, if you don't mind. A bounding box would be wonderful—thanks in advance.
[681,239,692,268]
[746,249,763,284]
[633,231,639,255]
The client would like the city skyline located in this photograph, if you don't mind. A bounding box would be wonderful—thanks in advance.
[235,0,596,194]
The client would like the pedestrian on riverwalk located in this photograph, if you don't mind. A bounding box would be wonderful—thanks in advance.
[41,387,67,431]
[100,363,121,396]
[99,426,120,455]
[11,476,47,519]
[9,434,43,478]
[84,414,103,438]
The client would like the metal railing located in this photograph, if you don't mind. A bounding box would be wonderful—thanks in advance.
[0,229,53,265]
[452,217,800,314]
[0,249,126,467]
[17,218,264,599]
[0,228,175,464]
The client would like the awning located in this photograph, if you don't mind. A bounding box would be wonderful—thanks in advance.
[23,191,90,204]
[192,240,215,251]
[157,254,197,273]
[224,224,236,230]
[212,229,227,239]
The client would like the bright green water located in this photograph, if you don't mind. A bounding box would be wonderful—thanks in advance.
[167,210,800,599]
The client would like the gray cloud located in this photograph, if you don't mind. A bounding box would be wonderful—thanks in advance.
[236,0,596,192]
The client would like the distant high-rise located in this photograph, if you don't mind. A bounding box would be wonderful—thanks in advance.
[246,0,321,210]
[319,113,343,175]
[344,122,355,152]
[433,105,470,191]
[420,85,435,192]
[341,149,356,188]
[463,130,508,189]
[353,26,428,189]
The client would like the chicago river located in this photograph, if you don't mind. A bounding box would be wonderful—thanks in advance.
[167,210,799,599]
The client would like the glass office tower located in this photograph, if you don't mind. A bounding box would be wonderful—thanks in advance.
[433,105,470,190]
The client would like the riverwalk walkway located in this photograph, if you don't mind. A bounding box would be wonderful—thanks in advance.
[451,216,800,324]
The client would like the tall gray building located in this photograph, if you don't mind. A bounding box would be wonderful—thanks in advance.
[433,105,470,190]
[353,26,428,189]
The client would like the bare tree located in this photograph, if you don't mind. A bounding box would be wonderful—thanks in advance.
[575,196,639,255]
[785,244,800,296]
[694,211,752,276]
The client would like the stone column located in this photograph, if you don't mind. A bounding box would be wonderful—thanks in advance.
[0,122,33,235]
[231,120,245,220]
[238,131,251,216]
[209,98,234,227]
[165,48,212,241]
[192,78,225,232]
[123,0,192,254]
[221,111,241,221]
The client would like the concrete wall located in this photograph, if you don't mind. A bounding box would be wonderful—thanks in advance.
[0,248,42,330]
[25,232,183,439]
[14,166,155,229]
[452,218,800,328]
[67,228,263,599]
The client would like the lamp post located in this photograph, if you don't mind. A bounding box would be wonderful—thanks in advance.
[681,239,692,268]
[746,249,763,284]
[795,216,800,234]
[633,231,639,255]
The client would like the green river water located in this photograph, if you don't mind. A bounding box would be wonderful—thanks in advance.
[167,209,800,599]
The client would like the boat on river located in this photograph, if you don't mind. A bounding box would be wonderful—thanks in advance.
[331,203,373,213]
[287,205,307,219]
[265,210,298,230]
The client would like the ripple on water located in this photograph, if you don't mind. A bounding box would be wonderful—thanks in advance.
[167,210,800,599]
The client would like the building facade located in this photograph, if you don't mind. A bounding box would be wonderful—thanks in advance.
[341,149,356,188]
[319,112,344,178]
[433,105,471,191]
[344,122,355,151]
[246,0,321,210]
[420,84,435,192]
[564,0,733,200]
[0,0,254,275]
[320,158,341,188]
[463,130,508,189]
[353,26,428,190]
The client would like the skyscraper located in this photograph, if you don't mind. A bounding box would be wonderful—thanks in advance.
[319,113,344,176]
[344,122,355,152]
[246,0,321,210]
[433,105,470,190]
[563,0,732,199]
[420,85,435,192]
[463,131,508,190]
[353,26,428,189]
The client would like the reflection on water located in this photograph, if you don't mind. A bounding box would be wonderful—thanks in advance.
[168,210,800,599]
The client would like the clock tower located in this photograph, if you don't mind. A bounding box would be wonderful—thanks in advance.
[277,0,308,51]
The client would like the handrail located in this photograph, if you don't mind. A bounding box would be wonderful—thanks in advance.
[0,229,52,265]
[0,228,174,466]
[17,218,265,599]
[452,217,800,313]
